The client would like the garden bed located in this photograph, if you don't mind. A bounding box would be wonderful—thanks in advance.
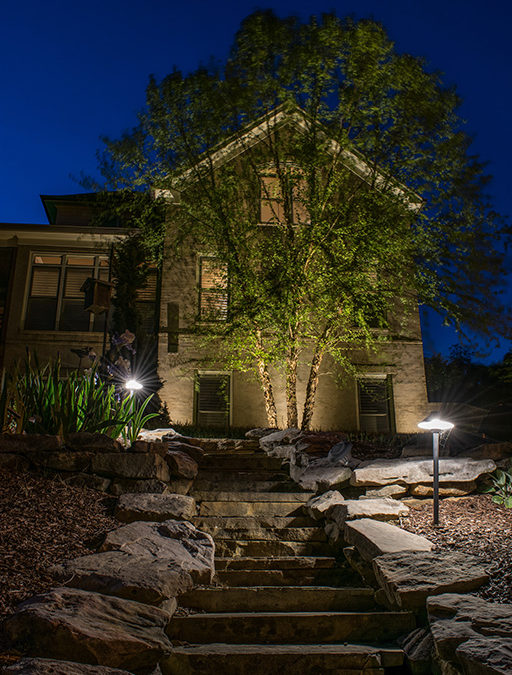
[401,494,512,603]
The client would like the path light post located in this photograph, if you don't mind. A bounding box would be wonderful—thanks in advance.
[125,379,143,396]
[418,413,454,525]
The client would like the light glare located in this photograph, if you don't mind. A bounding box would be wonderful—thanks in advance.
[125,379,143,391]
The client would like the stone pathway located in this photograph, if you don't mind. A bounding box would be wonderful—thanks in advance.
[164,447,416,674]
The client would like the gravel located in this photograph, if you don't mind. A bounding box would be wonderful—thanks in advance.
[401,494,512,603]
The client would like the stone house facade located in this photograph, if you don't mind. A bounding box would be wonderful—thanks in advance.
[0,115,429,433]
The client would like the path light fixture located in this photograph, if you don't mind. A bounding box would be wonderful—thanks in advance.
[418,412,454,525]
[125,378,143,396]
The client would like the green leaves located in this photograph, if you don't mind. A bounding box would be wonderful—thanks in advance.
[484,469,512,509]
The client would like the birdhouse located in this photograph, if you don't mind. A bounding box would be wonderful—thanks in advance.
[80,277,113,314]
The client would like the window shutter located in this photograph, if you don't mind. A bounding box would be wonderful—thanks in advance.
[31,268,60,297]
[65,268,93,298]
[196,374,230,428]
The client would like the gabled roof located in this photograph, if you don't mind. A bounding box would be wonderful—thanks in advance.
[170,104,422,210]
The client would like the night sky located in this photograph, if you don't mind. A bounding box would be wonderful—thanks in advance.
[1,0,510,362]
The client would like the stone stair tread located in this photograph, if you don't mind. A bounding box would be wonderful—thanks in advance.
[194,516,317,529]
[201,527,327,542]
[192,491,314,502]
[167,642,404,669]
[214,556,337,570]
[193,481,301,492]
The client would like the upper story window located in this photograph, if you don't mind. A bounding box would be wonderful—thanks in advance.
[198,256,228,321]
[25,254,109,332]
[259,168,309,226]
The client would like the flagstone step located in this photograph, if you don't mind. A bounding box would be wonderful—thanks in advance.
[215,567,360,588]
[192,491,313,502]
[198,500,306,517]
[198,526,327,543]
[167,610,416,645]
[163,643,404,674]
[179,586,376,612]
[195,470,291,484]
[193,479,299,493]
[194,515,317,530]
[214,539,332,557]
[214,556,338,571]
[200,455,284,470]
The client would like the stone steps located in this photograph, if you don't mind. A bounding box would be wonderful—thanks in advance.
[198,526,327,543]
[214,556,338,570]
[180,586,377,612]
[194,470,291,484]
[200,455,284,470]
[163,643,403,675]
[215,567,354,587]
[198,500,306,517]
[214,538,333,557]
[192,479,299,492]
[192,491,314,502]
[168,610,416,644]
[194,515,317,529]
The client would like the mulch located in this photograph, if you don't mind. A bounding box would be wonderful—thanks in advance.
[0,468,118,621]
[401,494,512,604]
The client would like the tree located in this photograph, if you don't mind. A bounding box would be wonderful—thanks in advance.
[94,11,510,430]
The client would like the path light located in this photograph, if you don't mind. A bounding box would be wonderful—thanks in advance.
[125,378,143,395]
[418,412,454,525]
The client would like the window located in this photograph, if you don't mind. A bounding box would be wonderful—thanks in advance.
[195,373,230,428]
[135,267,158,334]
[260,169,309,225]
[25,254,109,332]
[357,376,395,433]
[198,256,228,321]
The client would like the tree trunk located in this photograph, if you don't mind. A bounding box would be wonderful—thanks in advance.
[301,344,325,431]
[256,357,278,428]
[286,347,298,428]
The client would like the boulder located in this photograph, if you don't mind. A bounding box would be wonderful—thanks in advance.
[291,460,352,492]
[64,473,111,492]
[4,587,171,672]
[259,428,301,452]
[166,441,205,463]
[456,637,512,674]
[427,593,512,666]
[0,453,30,471]
[165,451,198,480]
[306,490,345,520]
[363,485,408,499]
[51,550,193,604]
[180,437,218,452]
[295,432,348,455]
[109,479,170,496]
[115,493,196,523]
[167,479,193,495]
[91,453,170,481]
[351,457,496,487]
[32,451,93,473]
[2,659,130,674]
[344,518,433,562]
[330,498,409,528]
[245,427,278,439]
[0,434,63,454]
[373,551,488,609]
[409,481,477,497]
[138,428,179,442]
[100,519,215,585]
[267,444,296,460]
[128,440,168,457]
[64,433,123,454]
[343,546,378,587]
[464,442,512,461]
[399,628,434,675]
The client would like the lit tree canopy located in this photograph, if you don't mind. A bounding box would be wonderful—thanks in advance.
[94,11,510,429]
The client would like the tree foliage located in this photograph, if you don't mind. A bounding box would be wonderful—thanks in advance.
[94,11,510,429]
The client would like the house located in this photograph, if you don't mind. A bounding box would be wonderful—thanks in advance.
[0,111,429,433]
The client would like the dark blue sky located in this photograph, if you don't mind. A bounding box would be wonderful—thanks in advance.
[1,0,510,362]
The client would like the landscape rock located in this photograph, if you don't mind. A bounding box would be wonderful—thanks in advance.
[330,498,409,528]
[51,550,193,604]
[306,490,345,520]
[427,593,512,666]
[327,441,360,468]
[0,434,63,454]
[64,433,123,454]
[245,427,278,439]
[64,473,111,492]
[363,485,408,499]
[2,658,130,674]
[351,457,496,487]
[101,519,215,584]
[259,428,301,452]
[109,479,170,496]
[32,451,93,473]
[464,442,512,461]
[295,432,348,455]
[409,481,477,497]
[0,453,30,471]
[138,428,179,442]
[266,444,296,460]
[91,453,170,481]
[343,546,378,587]
[344,518,433,562]
[456,637,512,674]
[166,440,205,463]
[324,521,341,544]
[291,459,352,492]
[373,551,488,609]
[115,493,197,523]
[165,450,198,480]
[4,587,171,672]
[128,440,168,457]
[167,479,193,495]
[399,628,434,675]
